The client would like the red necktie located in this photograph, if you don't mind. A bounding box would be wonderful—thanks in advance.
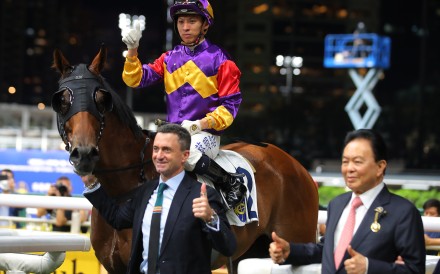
[334,196,363,268]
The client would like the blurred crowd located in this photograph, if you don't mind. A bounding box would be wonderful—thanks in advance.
[0,169,90,233]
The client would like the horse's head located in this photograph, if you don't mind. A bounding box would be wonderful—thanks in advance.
[51,45,114,175]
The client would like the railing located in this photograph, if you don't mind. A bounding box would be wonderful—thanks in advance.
[0,228,91,274]
[0,215,91,233]
[1,194,440,273]
[0,102,166,151]
[237,211,440,274]
[0,194,92,234]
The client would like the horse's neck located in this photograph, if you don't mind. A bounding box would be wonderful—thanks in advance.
[96,120,152,196]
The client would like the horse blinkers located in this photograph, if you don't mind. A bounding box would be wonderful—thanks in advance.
[51,64,114,152]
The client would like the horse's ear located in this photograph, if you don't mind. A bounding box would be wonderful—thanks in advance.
[89,44,107,75]
[52,49,71,75]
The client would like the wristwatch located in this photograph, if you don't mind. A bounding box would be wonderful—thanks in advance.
[206,210,219,226]
[85,180,100,190]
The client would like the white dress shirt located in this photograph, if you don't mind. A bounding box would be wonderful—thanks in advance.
[140,171,184,273]
[334,182,384,249]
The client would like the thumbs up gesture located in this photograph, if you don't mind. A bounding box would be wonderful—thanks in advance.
[192,183,213,222]
[269,232,290,264]
[344,245,367,274]
[122,22,142,49]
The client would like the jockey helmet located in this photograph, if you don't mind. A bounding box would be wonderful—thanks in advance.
[170,0,214,26]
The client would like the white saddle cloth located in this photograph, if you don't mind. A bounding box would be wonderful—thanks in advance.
[197,150,258,226]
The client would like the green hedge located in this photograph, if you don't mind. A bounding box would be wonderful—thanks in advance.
[318,186,440,210]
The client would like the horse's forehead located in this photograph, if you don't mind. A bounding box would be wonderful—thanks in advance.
[57,64,106,122]
[59,64,101,86]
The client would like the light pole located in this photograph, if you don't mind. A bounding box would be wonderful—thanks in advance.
[118,13,146,108]
[275,55,303,101]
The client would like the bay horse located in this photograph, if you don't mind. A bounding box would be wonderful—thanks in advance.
[51,45,318,273]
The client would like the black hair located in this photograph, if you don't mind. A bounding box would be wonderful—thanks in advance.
[343,129,388,162]
[157,124,191,151]
[1,169,14,179]
[423,198,440,213]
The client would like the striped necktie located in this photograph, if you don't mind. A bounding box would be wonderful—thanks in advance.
[147,183,168,274]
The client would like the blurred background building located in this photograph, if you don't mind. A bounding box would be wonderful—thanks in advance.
[1,0,439,173]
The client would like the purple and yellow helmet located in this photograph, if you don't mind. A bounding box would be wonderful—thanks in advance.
[170,0,214,26]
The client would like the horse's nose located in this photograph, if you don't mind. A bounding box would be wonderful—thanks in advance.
[69,146,100,166]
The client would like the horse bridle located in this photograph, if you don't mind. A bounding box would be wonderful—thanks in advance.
[52,64,151,182]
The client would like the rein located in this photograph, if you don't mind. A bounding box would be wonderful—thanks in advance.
[93,136,152,182]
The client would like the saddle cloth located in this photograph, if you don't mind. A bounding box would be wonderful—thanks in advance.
[196,150,259,226]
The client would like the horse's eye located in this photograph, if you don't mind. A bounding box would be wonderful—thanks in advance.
[94,89,113,114]
[52,88,73,115]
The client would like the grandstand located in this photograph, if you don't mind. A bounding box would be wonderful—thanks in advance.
[0,103,165,151]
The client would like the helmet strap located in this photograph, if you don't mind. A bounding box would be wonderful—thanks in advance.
[181,32,204,47]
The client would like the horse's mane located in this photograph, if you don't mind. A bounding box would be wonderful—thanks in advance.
[100,76,144,140]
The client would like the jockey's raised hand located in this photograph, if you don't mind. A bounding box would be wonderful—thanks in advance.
[122,22,142,49]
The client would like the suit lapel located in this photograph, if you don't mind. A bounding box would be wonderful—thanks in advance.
[159,174,192,254]
[347,186,391,256]
[137,181,159,222]
[131,180,158,263]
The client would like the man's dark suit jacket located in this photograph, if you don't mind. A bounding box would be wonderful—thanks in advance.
[286,185,426,274]
[84,173,236,274]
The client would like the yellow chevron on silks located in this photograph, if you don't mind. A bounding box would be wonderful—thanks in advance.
[164,61,218,98]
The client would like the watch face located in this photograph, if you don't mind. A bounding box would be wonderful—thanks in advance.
[207,212,218,226]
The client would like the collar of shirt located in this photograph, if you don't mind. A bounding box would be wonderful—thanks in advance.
[160,170,185,192]
[350,181,385,210]
[334,182,384,251]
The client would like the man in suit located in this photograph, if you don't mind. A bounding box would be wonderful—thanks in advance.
[269,129,425,274]
[82,123,236,274]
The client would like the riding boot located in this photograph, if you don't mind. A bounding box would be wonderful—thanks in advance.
[194,154,247,209]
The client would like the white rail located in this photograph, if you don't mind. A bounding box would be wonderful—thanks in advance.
[1,194,440,231]
[0,229,91,253]
[0,194,92,210]
[0,229,91,274]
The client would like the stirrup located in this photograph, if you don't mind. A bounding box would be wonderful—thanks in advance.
[219,182,246,210]
[219,189,244,210]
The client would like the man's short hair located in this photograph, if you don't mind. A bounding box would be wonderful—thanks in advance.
[157,123,191,151]
[343,129,388,162]
[423,198,440,214]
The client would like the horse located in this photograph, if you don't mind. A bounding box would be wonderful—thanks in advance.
[51,45,319,273]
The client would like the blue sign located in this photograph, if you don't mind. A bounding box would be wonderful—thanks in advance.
[0,149,84,196]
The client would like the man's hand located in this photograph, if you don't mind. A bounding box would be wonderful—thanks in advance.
[47,185,59,196]
[269,232,290,264]
[344,245,367,274]
[395,255,405,265]
[192,183,213,222]
[122,22,142,49]
[181,120,202,135]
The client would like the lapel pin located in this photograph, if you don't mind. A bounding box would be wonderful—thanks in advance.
[370,207,386,233]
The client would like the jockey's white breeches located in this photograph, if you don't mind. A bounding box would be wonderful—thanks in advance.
[184,131,220,171]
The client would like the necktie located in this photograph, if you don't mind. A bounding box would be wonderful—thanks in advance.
[334,196,363,268]
[147,183,168,274]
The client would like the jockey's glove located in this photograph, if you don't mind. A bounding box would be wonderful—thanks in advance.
[181,120,202,136]
[122,22,142,49]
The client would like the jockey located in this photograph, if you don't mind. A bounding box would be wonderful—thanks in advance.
[121,0,246,209]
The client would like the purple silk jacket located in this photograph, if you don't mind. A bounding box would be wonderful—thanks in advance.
[124,39,242,135]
